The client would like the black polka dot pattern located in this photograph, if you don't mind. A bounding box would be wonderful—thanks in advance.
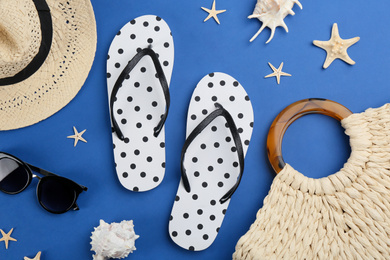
[169,72,254,251]
[107,15,174,192]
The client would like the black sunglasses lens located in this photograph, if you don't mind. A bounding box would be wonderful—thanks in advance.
[0,158,29,193]
[38,178,76,213]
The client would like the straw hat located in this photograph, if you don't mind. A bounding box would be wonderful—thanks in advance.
[0,0,97,130]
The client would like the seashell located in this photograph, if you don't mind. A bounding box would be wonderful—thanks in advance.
[90,219,139,260]
[248,0,302,43]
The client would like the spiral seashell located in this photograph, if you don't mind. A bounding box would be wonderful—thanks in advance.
[90,219,139,260]
[248,0,302,43]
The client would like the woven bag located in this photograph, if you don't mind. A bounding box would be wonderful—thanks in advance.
[233,99,390,259]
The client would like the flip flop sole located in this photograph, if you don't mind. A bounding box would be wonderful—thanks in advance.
[169,72,254,251]
[107,15,174,191]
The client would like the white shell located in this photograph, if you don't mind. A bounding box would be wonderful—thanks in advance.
[248,0,302,43]
[90,219,139,260]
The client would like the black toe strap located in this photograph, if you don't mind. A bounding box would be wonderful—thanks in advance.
[180,103,245,204]
[110,47,170,140]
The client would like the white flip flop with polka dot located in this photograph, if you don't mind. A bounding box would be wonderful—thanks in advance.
[107,15,174,192]
[169,72,254,251]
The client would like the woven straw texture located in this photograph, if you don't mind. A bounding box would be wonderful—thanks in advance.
[0,0,97,130]
[0,0,41,78]
[234,103,390,259]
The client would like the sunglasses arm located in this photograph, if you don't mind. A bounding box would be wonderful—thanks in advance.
[26,163,88,191]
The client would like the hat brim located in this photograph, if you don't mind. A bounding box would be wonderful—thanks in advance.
[0,0,97,130]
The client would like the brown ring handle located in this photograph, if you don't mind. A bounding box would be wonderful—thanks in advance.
[267,98,353,174]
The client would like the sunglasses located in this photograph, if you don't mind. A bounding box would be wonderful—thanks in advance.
[0,152,87,214]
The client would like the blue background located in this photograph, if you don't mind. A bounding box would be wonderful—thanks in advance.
[0,0,389,259]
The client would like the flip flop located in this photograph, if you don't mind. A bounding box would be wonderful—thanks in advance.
[107,15,174,192]
[169,72,254,251]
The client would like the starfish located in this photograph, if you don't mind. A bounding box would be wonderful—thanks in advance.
[264,62,291,85]
[67,126,87,147]
[201,0,226,25]
[0,228,17,249]
[313,23,360,69]
[24,251,42,260]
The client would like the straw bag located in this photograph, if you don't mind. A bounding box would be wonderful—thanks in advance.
[233,99,390,259]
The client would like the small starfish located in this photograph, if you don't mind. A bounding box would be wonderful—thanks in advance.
[313,23,360,69]
[24,251,42,260]
[0,228,17,249]
[67,126,87,147]
[264,62,291,85]
[201,0,226,25]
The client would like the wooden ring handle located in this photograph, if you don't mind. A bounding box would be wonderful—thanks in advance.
[267,98,353,174]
